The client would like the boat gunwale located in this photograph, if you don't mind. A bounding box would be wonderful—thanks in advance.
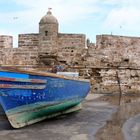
[0,67,90,82]
[0,77,47,83]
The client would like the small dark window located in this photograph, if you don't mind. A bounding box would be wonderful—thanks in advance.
[123,58,129,62]
[45,31,48,36]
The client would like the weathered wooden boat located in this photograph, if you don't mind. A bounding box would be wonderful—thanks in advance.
[0,68,90,128]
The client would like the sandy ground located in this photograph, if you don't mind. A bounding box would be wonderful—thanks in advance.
[0,93,140,140]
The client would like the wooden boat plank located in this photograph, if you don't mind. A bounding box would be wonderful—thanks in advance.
[0,77,47,84]
[0,84,46,90]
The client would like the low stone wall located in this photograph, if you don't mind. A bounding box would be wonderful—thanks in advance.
[67,66,140,95]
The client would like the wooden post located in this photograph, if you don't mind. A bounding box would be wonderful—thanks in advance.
[116,70,122,105]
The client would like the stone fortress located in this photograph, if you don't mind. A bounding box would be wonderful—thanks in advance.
[0,9,86,68]
[0,9,140,96]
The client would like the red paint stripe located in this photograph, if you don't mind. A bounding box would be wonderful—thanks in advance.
[0,77,15,81]
[0,77,47,84]
[0,84,46,89]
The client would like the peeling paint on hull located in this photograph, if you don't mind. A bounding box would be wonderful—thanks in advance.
[0,69,90,128]
[6,99,82,128]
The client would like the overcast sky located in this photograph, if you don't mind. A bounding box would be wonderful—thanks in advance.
[0,0,140,47]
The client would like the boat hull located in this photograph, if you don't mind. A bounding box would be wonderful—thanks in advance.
[6,99,82,128]
[0,70,90,128]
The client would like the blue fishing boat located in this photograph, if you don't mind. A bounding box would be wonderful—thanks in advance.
[0,68,90,128]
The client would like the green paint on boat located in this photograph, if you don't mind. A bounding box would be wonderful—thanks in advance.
[6,98,82,128]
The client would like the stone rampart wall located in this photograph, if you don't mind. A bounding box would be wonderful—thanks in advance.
[0,33,140,95]
[1,47,38,67]
[95,35,140,67]
[57,33,86,63]
[0,35,13,48]
[18,34,39,48]
[79,35,140,95]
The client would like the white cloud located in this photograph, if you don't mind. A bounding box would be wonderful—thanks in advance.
[102,0,140,35]
[104,7,140,29]
[103,0,140,7]
[102,0,125,5]
[11,0,100,24]
[0,0,140,46]
[0,0,100,33]
[0,0,101,46]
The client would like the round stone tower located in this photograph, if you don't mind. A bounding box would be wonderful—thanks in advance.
[38,8,59,62]
[39,8,58,38]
